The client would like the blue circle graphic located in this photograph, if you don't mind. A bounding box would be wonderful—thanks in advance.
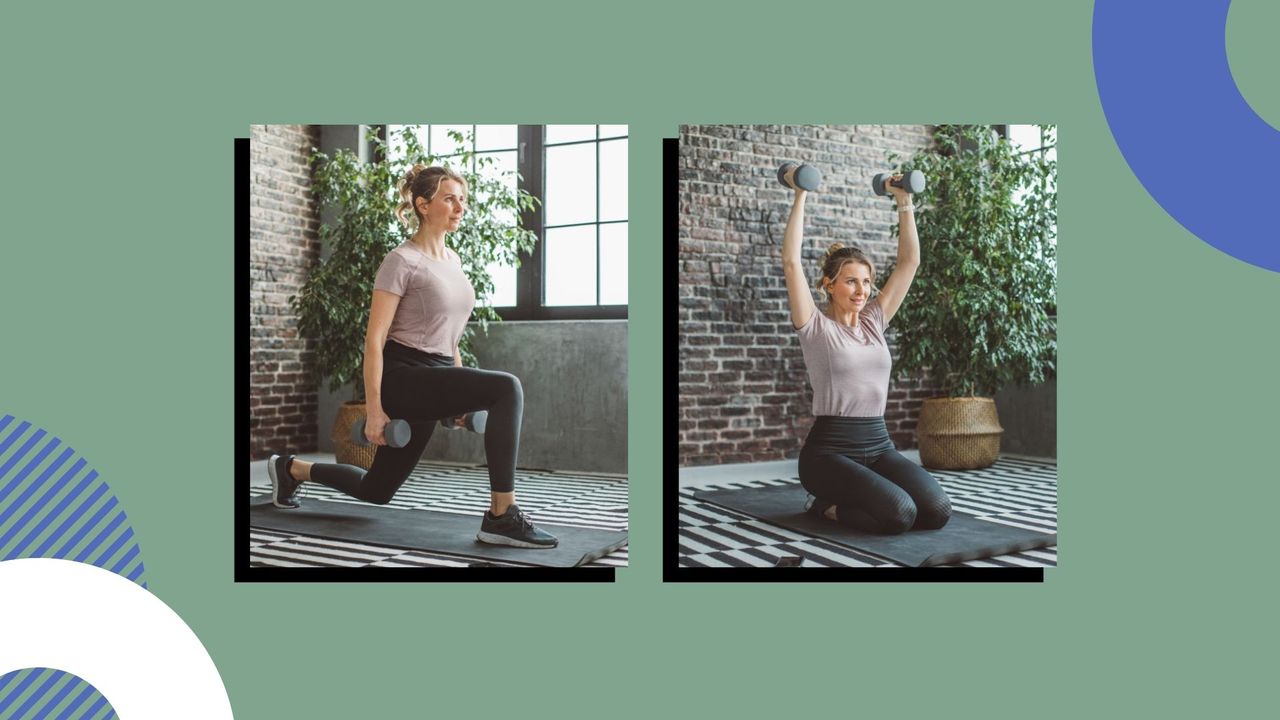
[0,414,147,587]
[1093,0,1279,273]
[0,668,118,720]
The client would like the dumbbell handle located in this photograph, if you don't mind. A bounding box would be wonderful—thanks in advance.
[777,162,822,192]
[440,411,488,434]
[351,418,411,448]
[873,170,926,196]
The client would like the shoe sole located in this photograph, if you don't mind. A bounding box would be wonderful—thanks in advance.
[475,531,558,549]
[266,454,298,509]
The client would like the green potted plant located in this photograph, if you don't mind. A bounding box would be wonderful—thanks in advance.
[292,126,539,467]
[883,124,1057,469]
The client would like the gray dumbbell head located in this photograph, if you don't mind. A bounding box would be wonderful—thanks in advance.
[777,162,797,188]
[904,170,926,194]
[469,411,488,434]
[792,164,821,191]
[872,173,889,196]
[384,420,411,448]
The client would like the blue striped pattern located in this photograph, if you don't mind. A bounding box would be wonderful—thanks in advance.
[0,668,117,720]
[0,414,146,587]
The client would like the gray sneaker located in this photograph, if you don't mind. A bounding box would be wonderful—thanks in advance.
[267,454,301,509]
[476,504,558,549]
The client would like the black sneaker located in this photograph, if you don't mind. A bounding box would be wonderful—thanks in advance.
[267,454,301,509]
[476,504,558,549]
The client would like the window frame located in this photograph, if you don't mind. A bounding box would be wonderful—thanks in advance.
[379,124,628,322]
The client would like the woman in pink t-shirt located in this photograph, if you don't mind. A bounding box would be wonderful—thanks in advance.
[782,174,951,535]
[267,165,557,549]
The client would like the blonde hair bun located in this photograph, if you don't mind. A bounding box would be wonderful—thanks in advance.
[394,165,467,229]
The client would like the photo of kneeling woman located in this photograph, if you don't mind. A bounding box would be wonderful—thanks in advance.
[676,124,1058,572]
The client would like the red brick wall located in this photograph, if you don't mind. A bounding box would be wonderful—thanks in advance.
[678,125,943,467]
[249,125,321,459]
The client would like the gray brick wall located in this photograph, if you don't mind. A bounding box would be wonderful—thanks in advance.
[678,124,942,467]
[249,124,321,460]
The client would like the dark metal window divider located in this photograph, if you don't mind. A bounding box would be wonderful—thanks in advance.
[381,124,626,322]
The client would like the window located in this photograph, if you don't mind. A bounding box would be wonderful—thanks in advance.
[1003,124,1058,317]
[1005,124,1057,214]
[386,124,628,320]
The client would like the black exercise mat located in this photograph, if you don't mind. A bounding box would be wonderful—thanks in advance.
[694,483,1055,567]
[249,497,627,568]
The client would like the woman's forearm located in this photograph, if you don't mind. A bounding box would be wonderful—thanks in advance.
[363,343,384,408]
[782,191,807,268]
[896,205,921,269]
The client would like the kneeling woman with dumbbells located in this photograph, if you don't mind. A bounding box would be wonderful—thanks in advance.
[267,164,557,549]
[780,165,951,535]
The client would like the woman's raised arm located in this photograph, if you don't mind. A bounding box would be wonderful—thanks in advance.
[782,190,817,329]
[875,178,921,325]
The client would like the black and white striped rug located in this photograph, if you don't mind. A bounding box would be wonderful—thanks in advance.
[248,460,628,568]
[679,456,1057,568]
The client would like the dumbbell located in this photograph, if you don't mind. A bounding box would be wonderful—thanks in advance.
[350,418,412,448]
[777,162,822,192]
[872,170,926,196]
[439,411,487,434]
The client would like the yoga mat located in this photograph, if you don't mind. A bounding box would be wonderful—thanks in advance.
[249,497,628,568]
[694,483,1055,567]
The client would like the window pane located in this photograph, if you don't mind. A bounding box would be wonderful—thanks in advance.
[544,225,597,306]
[599,125,627,139]
[431,125,471,156]
[545,143,597,226]
[475,124,517,151]
[475,150,519,226]
[388,125,429,161]
[599,222,627,305]
[1007,124,1035,151]
[486,259,517,307]
[599,139,628,223]
[545,124,596,144]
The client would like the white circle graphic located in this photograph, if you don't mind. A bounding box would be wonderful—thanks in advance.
[0,558,233,719]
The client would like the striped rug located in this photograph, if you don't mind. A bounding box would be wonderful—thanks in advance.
[248,460,628,568]
[679,456,1057,568]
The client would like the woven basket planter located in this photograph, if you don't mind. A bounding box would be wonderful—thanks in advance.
[916,397,1003,470]
[331,401,376,470]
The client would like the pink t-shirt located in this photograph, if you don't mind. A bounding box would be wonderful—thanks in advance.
[796,298,893,417]
[374,244,476,357]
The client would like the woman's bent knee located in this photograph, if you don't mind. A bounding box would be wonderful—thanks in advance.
[881,501,917,535]
[491,371,522,403]
[914,496,952,530]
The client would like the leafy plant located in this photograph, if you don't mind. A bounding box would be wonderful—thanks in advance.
[291,126,539,400]
[883,124,1057,398]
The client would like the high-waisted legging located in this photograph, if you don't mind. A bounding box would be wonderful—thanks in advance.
[798,416,952,535]
[307,340,523,503]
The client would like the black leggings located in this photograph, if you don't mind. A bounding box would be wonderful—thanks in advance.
[308,340,523,502]
[798,416,952,535]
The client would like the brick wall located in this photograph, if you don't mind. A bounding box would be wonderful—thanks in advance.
[678,125,942,467]
[249,124,321,460]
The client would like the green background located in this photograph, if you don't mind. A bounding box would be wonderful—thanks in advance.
[2,0,1277,716]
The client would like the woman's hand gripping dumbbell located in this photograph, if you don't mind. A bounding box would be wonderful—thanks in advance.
[777,162,822,192]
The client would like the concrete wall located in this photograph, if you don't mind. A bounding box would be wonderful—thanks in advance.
[318,320,628,474]
[994,379,1057,458]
